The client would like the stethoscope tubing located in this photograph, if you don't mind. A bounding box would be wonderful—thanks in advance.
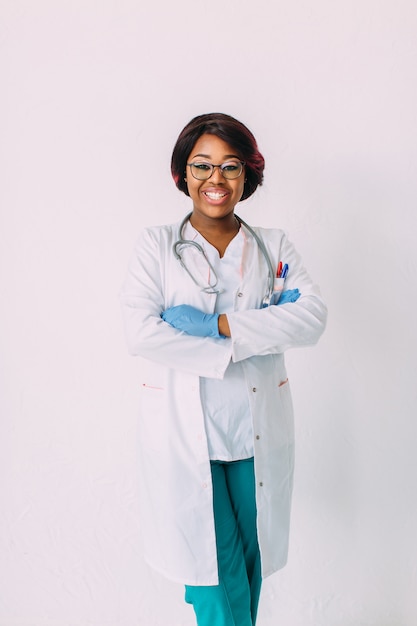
[173,213,275,305]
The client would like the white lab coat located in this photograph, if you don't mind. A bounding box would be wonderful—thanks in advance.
[120,217,327,585]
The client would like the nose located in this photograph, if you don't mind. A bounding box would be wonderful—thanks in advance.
[209,165,225,182]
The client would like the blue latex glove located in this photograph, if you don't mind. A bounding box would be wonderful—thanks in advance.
[161,304,224,338]
[276,288,301,305]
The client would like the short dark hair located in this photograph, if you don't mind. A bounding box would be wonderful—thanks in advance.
[171,113,265,201]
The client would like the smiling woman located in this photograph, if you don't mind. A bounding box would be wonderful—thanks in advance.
[184,134,246,246]
[171,112,265,201]
[120,112,327,626]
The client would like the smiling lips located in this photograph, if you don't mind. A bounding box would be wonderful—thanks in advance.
[202,188,229,202]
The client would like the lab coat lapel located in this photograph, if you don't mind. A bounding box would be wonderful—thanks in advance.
[239,226,271,310]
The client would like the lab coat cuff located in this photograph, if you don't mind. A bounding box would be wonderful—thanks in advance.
[212,339,233,378]
[228,315,253,362]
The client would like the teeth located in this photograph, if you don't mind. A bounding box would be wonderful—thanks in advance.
[205,192,227,200]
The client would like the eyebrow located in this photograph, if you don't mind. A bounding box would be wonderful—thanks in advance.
[191,153,241,160]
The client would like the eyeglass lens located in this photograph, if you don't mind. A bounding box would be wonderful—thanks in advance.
[189,162,243,180]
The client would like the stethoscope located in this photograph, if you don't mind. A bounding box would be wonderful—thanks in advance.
[173,212,275,307]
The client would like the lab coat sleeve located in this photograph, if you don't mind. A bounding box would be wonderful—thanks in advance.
[227,232,327,362]
[119,227,232,379]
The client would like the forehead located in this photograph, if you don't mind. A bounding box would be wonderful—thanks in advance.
[189,134,239,160]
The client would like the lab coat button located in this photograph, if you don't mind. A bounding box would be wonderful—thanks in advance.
[259,482,264,487]
[256,435,260,440]
[237,292,243,297]
[252,387,257,392]
[202,482,208,489]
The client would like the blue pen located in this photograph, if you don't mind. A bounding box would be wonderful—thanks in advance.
[281,264,289,279]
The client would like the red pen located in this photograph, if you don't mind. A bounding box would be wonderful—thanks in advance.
[276,261,283,278]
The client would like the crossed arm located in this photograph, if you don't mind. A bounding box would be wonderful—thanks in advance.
[161,289,301,338]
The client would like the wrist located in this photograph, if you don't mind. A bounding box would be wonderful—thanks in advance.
[218,314,231,338]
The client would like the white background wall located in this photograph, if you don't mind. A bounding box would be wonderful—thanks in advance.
[1,1,416,625]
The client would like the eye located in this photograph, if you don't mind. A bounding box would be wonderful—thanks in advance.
[193,162,212,171]
[221,162,240,172]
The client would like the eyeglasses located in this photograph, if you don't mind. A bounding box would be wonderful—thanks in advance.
[187,160,245,180]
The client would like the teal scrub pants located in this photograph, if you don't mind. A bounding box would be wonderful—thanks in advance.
[185,457,262,626]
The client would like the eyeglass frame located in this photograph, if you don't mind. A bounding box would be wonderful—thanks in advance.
[186,160,245,180]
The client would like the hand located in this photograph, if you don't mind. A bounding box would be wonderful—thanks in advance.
[161,305,225,338]
[276,288,301,305]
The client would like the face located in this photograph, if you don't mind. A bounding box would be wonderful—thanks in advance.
[185,134,245,224]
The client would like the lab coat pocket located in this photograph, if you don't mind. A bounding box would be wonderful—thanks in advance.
[277,378,295,444]
[139,382,168,452]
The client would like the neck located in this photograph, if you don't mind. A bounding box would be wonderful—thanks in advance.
[189,212,239,237]
[188,212,240,258]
